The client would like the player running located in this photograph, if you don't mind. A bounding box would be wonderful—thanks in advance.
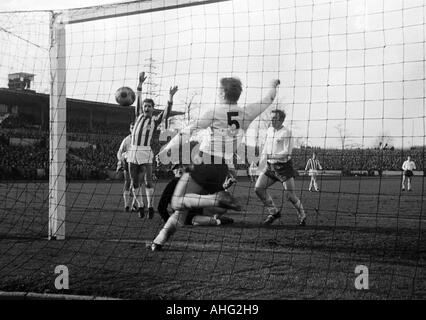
[402,155,416,191]
[116,122,136,212]
[128,71,178,219]
[305,152,322,192]
[149,77,281,251]
[255,109,306,226]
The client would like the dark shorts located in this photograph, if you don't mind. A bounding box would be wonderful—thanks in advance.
[264,159,298,183]
[404,170,414,177]
[190,161,228,194]
[129,162,151,176]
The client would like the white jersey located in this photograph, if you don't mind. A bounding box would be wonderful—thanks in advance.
[194,99,276,160]
[196,103,246,160]
[262,126,293,163]
[159,85,278,161]
[117,135,132,161]
[402,160,416,171]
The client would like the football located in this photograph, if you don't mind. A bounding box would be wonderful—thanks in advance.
[115,86,136,106]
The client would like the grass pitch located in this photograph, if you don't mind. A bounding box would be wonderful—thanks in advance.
[0,176,425,299]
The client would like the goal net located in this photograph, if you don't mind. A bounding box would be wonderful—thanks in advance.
[0,0,425,299]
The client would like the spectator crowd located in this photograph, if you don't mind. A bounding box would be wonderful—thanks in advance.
[0,115,424,180]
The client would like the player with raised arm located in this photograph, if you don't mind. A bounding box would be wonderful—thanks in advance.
[116,122,136,211]
[149,77,281,251]
[305,152,322,192]
[402,155,416,191]
[255,109,306,226]
[128,71,178,219]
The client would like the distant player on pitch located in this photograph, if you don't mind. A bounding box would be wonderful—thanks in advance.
[255,109,306,226]
[249,161,259,183]
[305,152,322,192]
[402,155,416,191]
[116,122,136,211]
[127,71,178,219]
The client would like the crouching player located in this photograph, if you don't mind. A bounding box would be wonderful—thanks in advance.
[157,164,234,226]
[255,110,306,226]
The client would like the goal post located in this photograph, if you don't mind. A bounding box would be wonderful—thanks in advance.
[48,13,66,240]
[47,0,231,240]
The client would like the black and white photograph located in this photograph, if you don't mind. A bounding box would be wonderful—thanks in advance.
[0,0,425,307]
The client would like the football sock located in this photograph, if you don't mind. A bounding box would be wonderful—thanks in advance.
[191,215,220,226]
[133,187,144,208]
[123,190,130,207]
[146,188,154,208]
[290,198,306,220]
[264,193,279,216]
[153,211,187,245]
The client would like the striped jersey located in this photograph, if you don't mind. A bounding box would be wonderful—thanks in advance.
[131,91,172,148]
[305,158,322,171]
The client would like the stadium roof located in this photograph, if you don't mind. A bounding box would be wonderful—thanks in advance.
[0,87,184,117]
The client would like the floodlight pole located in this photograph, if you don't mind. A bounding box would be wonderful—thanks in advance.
[48,12,66,240]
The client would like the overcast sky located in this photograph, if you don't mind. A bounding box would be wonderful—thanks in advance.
[0,0,425,149]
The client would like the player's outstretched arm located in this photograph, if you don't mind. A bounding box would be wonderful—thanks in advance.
[242,79,280,130]
[135,71,147,118]
[164,86,178,121]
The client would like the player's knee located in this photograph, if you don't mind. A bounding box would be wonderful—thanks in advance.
[167,211,186,228]
[145,180,153,188]
[171,196,184,211]
[255,187,265,198]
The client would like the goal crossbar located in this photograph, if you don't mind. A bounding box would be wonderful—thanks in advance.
[58,0,231,25]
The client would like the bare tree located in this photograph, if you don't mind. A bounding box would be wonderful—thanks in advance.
[335,123,350,150]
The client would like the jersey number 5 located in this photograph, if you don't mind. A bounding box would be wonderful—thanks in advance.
[227,112,240,130]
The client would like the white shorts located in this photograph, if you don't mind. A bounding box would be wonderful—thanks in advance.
[308,169,318,177]
[249,168,258,176]
[127,146,154,165]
